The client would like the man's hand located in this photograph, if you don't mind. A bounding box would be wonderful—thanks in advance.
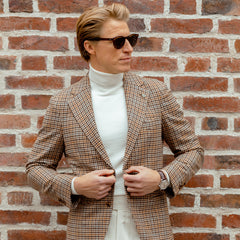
[74,169,116,200]
[123,166,160,196]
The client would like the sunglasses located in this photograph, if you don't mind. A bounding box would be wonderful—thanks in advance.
[90,34,139,49]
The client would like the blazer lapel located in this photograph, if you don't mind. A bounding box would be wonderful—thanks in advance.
[68,76,112,168]
[123,73,149,165]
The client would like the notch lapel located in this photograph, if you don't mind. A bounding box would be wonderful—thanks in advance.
[123,73,149,165]
[68,76,112,168]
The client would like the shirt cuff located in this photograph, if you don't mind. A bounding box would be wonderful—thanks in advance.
[161,169,170,183]
[71,177,79,195]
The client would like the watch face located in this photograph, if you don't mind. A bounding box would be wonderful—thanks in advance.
[159,180,169,190]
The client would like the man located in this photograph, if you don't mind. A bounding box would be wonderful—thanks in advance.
[26,3,204,240]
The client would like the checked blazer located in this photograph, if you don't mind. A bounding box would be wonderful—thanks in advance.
[26,72,204,240]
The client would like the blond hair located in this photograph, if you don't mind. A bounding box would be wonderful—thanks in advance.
[76,3,130,61]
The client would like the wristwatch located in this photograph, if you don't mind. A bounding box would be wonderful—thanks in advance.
[159,170,169,190]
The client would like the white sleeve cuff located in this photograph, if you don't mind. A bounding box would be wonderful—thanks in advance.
[71,177,79,195]
[161,169,170,183]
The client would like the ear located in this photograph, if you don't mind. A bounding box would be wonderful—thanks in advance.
[84,40,96,56]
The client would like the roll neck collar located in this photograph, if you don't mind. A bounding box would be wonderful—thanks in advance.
[89,65,124,96]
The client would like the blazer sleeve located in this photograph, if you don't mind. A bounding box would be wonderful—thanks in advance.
[158,83,204,198]
[26,96,80,209]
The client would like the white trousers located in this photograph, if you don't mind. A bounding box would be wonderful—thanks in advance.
[105,196,141,240]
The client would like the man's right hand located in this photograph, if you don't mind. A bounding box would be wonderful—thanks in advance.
[73,169,116,200]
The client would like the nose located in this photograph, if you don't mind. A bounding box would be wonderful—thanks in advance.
[123,39,133,52]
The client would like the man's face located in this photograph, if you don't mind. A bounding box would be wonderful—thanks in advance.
[88,19,134,74]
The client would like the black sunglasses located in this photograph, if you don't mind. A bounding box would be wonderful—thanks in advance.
[90,34,139,49]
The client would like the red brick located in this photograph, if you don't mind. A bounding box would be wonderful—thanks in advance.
[135,37,163,52]
[39,193,63,206]
[0,172,27,186]
[0,94,15,109]
[21,95,51,110]
[0,56,16,70]
[174,233,229,240]
[221,175,240,188]
[9,36,68,52]
[203,155,240,170]
[105,0,164,14]
[223,215,240,228]
[202,117,228,130]
[0,210,50,224]
[143,76,164,82]
[185,174,213,188]
[57,17,78,32]
[131,57,177,71]
[57,212,68,225]
[21,134,37,148]
[8,230,66,240]
[8,192,33,206]
[38,0,98,13]
[71,76,84,85]
[170,213,216,228]
[170,194,195,207]
[9,0,33,12]
[201,194,240,208]
[170,38,229,53]
[171,76,227,91]
[22,56,47,70]
[183,96,240,113]
[54,56,88,70]
[235,40,240,53]
[0,115,30,129]
[0,134,15,147]
[235,118,240,132]
[170,0,196,14]
[7,76,64,89]
[37,116,44,129]
[185,57,211,72]
[202,0,232,15]
[0,17,50,31]
[219,20,240,34]
[128,18,146,32]
[235,78,240,92]
[0,153,28,166]
[151,19,212,33]
[218,58,240,73]
[0,0,3,13]
[199,135,240,150]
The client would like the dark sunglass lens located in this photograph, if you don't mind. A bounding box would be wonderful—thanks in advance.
[128,34,138,47]
[113,37,125,49]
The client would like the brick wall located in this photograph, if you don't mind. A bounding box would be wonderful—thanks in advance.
[0,0,240,239]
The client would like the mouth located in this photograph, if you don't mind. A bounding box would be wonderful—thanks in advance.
[120,57,131,62]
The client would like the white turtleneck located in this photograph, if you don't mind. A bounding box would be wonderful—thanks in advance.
[72,65,128,196]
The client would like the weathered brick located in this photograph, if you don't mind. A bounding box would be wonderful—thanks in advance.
[0,172,27,186]
[202,0,233,15]
[221,175,240,188]
[39,193,63,206]
[0,95,15,109]
[0,134,15,147]
[104,0,164,14]
[0,0,3,13]
[38,0,98,13]
[0,115,30,129]
[235,118,240,132]
[135,37,163,52]
[170,194,195,207]
[6,76,64,89]
[185,174,214,188]
[235,79,240,93]
[21,95,51,110]
[37,116,44,129]
[151,19,212,34]
[199,135,240,150]
[174,233,229,240]
[185,57,211,72]
[21,134,37,148]
[8,192,33,206]
[71,76,84,85]
[170,0,196,14]
[57,212,68,225]
[171,76,228,91]
[219,20,240,34]
[170,38,229,53]
[202,117,228,130]
[54,56,88,70]
[9,36,68,52]
[22,56,47,70]
[218,58,240,73]
[0,210,50,224]
[128,18,146,32]
[235,40,240,52]
[57,17,78,32]
[8,230,66,240]
[131,57,178,71]
[0,152,28,166]
[223,215,240,228]
[9,0,33,12]
[201,194,240,208]
[0,17,50,31]
[0,56,16,70]
[170,213,216,228]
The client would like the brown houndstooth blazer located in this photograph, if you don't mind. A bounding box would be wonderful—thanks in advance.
[26,72,204,240]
